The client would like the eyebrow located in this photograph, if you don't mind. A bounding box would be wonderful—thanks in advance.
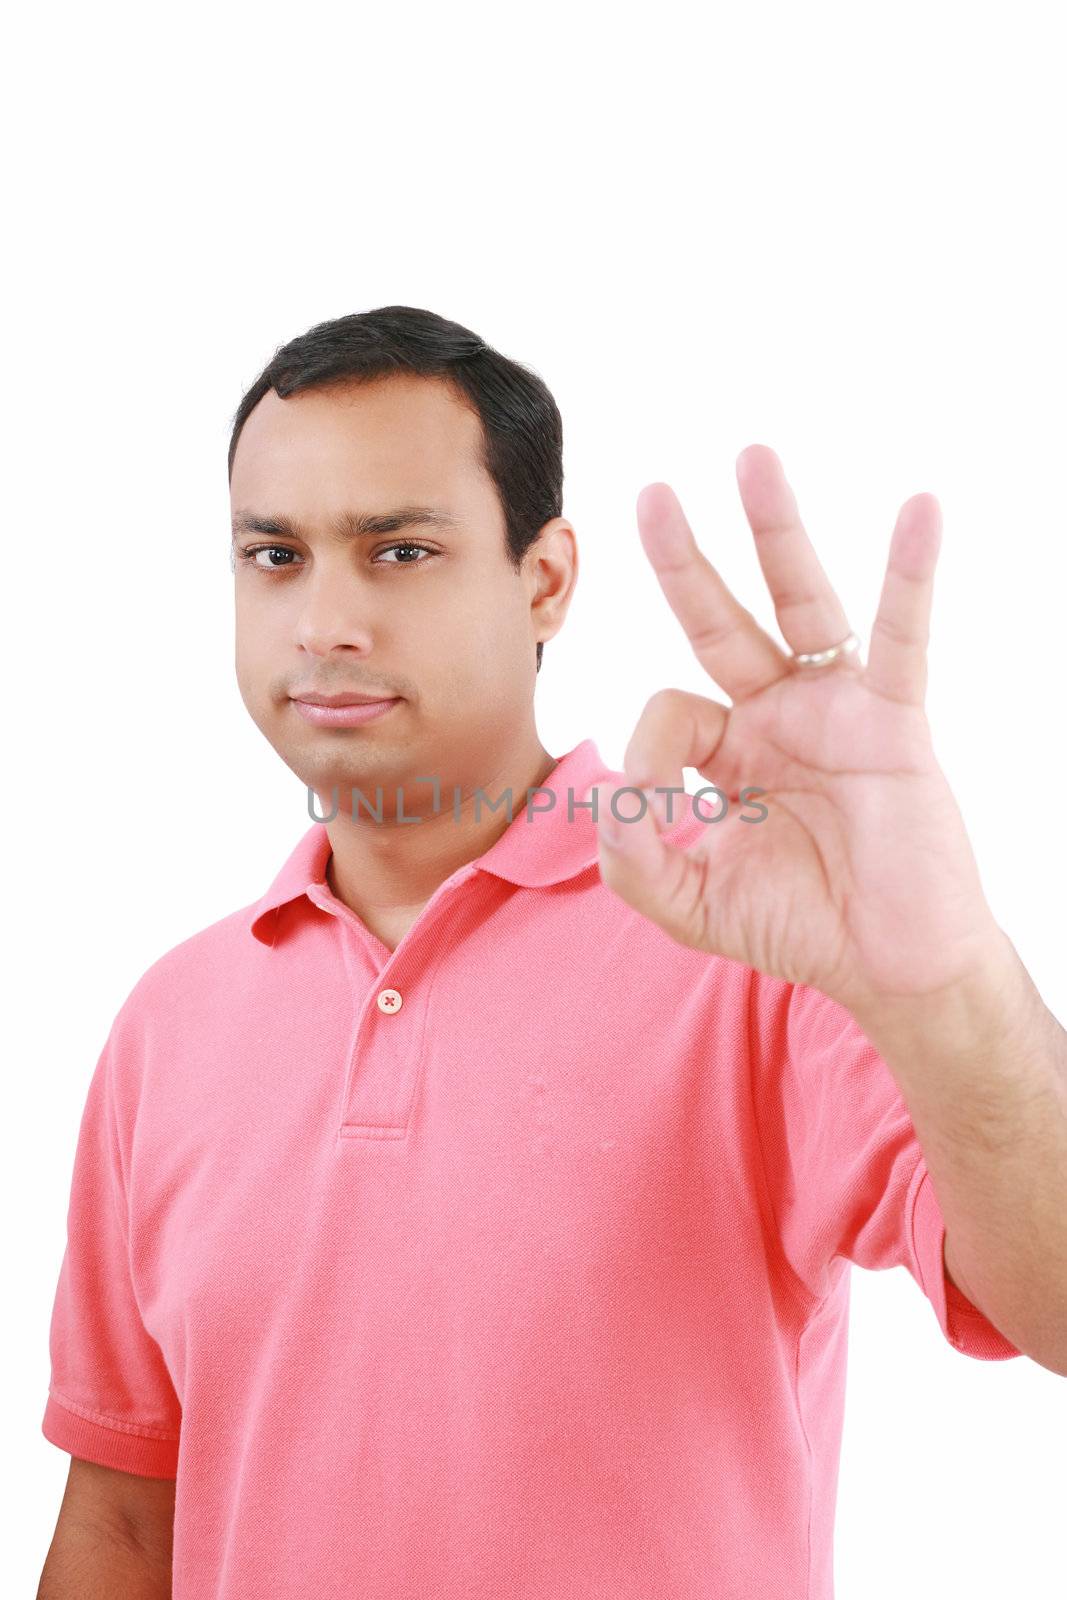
[231,506,461,543]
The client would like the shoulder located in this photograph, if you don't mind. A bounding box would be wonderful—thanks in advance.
[108,900,263,1043]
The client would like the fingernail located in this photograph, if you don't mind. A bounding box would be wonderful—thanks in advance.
[597,799,624,845]
[642,787,668,825]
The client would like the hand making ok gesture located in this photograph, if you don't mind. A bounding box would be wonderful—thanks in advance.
[587,444,1010,1024]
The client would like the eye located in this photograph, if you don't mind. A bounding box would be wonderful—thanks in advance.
[235,540,438,574]
[373,541,436,565]
[238,545,303,572]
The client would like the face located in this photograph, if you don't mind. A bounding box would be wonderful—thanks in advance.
[230,374,575,812]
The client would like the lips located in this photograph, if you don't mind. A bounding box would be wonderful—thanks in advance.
[291,692,399,707]
[289,694,401,729]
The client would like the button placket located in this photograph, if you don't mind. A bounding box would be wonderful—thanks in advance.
[309,863,481,1137]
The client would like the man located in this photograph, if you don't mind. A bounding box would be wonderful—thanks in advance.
[37,305,1067,1599]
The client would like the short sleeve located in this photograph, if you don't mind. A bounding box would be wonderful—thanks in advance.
[747,969,1022,1361]
[41,1019,182,1476]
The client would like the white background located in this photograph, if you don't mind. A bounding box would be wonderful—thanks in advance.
[7,2,1066,1594]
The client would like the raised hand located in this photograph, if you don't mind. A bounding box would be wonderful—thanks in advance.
[587,444,1005,1021]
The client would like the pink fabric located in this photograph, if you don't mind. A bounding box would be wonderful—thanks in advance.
[42,736,1020,1598]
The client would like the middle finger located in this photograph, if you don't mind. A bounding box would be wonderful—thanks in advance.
[636,482,792,702]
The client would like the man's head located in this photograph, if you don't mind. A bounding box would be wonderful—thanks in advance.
[228,306,576,810]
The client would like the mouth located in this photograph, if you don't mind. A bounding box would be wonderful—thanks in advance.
[291,690,398,707]
[289,695,401,729]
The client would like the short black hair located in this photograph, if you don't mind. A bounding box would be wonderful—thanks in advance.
[227,305,564,673]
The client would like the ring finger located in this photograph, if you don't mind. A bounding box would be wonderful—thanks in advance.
[735,445,862,671]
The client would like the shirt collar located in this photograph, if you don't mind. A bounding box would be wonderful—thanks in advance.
[248,736,621,945]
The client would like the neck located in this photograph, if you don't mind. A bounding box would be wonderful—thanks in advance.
[321,731,558,926]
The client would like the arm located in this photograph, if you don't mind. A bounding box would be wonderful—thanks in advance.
[854,929,1067,1378]
[591,450,1065,1372]
[37,1457,175,1599]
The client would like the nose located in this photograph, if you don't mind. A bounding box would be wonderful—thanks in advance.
[294,562,376,658]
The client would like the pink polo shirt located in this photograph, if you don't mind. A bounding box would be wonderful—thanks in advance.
[42,735,1020,1598]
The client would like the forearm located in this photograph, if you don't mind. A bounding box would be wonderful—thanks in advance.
[853,927,1067,1377]
[38,1516,172,1599]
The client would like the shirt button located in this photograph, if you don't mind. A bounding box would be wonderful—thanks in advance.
[377,988,403,1013]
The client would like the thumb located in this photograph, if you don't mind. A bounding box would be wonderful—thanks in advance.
[583,782,710,950]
